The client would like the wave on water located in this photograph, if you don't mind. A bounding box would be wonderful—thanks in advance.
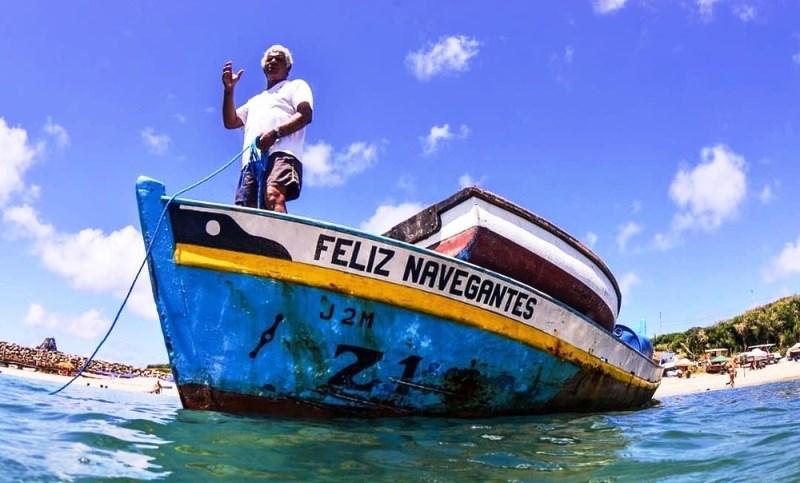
[2,374,799,481]
[0,375,176,481]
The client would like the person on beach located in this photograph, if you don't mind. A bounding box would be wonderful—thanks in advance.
[150,380,162,394]
[727,359,736,388]
[222,44,313,213]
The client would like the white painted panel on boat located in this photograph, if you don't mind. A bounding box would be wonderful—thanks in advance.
[415,196,619,318]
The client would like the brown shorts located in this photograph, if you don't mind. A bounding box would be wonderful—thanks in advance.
[235,152,303,208]
[266,152,303,201]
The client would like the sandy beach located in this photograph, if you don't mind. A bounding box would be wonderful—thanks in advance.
[5,359,799,403]
[654,359,800,399]
[0,365,179,397]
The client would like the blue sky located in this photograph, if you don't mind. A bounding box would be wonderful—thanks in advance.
[1,0,799,366]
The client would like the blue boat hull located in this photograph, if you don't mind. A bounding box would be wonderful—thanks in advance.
[137,178,660,417]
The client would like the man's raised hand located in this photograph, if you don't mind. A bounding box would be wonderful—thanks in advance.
[222,61,244,91]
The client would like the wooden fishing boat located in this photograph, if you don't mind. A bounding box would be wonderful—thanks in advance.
[384,187,621,331]
[137,178,660,417]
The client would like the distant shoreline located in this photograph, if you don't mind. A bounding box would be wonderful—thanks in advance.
[654,360,800,399]
[1,365,179,397]
[0,340,170,380]
[6,346,798,405]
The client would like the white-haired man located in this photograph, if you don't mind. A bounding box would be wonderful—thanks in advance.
[222,44,313,213]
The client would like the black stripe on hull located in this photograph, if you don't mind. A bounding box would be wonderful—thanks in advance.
[170,205,291,261]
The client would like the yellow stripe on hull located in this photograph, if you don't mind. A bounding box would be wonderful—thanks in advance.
[174,243,658,391]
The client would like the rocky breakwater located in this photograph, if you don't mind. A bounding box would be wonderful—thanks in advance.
[0,341,170,380]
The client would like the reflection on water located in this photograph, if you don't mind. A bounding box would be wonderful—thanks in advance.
[2,375,799,481]
[145,411,628,481]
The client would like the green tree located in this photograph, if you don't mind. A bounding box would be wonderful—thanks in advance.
[651,295,800,356]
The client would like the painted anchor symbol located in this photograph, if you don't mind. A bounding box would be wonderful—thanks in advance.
[249,314,285,358]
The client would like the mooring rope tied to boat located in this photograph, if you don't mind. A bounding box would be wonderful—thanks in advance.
[49,141,256,396]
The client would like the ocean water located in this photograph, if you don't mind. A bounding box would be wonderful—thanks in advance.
[1,375,799,482]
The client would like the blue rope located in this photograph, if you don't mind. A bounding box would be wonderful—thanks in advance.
[49,140,257,395]
[244,146,268,209]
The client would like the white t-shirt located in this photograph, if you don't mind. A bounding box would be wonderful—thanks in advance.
[236,79,313,166]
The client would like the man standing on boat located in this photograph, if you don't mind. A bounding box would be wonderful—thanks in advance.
[222,44,313,213]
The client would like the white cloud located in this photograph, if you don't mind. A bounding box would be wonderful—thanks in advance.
[697,0,720,20]
[360,202,424,235]
[173,113,188,124]
[616,221,643,253]
[632,200,642,214]
[793,52,800,65]
[3,204,157,320]
[593,0,628,14]
[141,127,170,155]
[1,120,156,330]
[397,175,415,193]
[39,226,144,295]
[43,117,70,149]
[23,303,109,340]
[3,204,54,239]
[652,145,748,251]
[763,236,800,282]
[758,184,775,204]
[652,232,678,251]
[422,123,470,156]
[668,144,747,232]
[458,173,483,188]
[406,35,480,81]
[303,140,379,187]
[732,4,756,22]
[0,118,40,206]
[23,184,41,204]
[204,106,215,114]
[458,173,487,189]
[302,142,334,184]
[586,231,598,248]
[619,272,641,300]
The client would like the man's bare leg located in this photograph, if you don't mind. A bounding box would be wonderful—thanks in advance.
[266,185,288,213]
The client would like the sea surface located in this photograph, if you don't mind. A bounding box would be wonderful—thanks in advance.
[1,375,799,482]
